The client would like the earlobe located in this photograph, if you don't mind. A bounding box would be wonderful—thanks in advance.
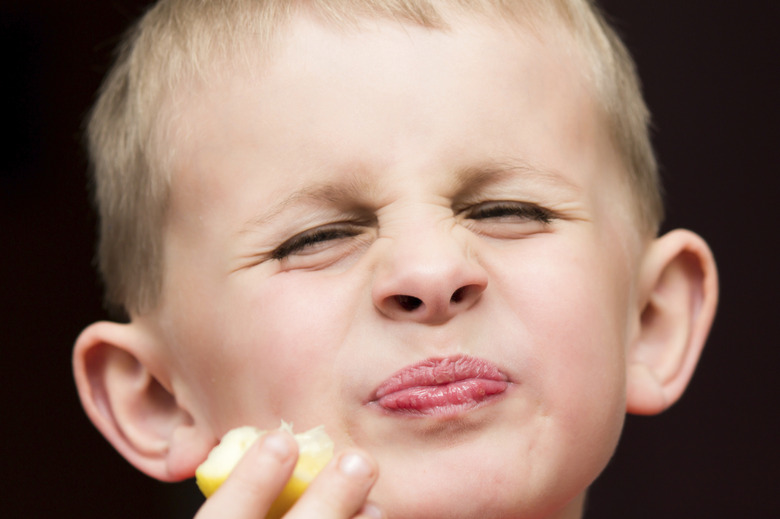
[73,321,213,481]
[626,229,718,415]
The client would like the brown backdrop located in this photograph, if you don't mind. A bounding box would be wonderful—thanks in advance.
[2,1,776,517]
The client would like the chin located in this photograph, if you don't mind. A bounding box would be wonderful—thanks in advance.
[367,436,590,519]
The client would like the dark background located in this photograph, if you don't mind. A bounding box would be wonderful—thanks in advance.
[2,1,777,517]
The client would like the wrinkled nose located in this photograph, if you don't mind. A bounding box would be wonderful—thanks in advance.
[371,226,488,325]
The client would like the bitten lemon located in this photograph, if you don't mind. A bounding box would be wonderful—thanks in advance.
[196,422,334,519]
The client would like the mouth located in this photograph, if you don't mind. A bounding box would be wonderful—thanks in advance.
[370,355,510,417]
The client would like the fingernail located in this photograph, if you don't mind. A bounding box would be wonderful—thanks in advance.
[338,452,372,478]
[261,431,291,460]
[360,502,383,519]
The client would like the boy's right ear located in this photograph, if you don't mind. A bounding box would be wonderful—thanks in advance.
[73,321,214,482]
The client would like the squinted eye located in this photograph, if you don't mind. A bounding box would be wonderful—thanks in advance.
[271,223,363,260]
[463,201,554,224]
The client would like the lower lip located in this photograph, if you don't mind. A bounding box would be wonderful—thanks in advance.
[376,378,509,416]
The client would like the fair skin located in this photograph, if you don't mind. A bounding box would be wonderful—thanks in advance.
[74,11,717,519]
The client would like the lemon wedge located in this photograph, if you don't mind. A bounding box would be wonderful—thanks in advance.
[196,421,334,519]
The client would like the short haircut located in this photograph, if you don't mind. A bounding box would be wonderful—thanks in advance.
[87,0,662,316]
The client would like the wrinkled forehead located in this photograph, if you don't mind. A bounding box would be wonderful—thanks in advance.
[137,0,601,189]
[160,5,594,176]
[165,7,617,209]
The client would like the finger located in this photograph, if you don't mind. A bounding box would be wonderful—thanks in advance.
[285,449,379,519]
[195,430,298,519]
[353,502,385,519]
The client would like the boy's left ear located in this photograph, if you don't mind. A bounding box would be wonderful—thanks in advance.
[626,229,718,415]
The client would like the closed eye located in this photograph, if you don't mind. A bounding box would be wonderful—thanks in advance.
[271,223,365,260]
[463,201,554,224]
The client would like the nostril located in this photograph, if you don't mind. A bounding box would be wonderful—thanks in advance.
[451,286,466,303]
[395,295,423,311]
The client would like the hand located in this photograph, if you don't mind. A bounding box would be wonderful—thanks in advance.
[194,430,382,519]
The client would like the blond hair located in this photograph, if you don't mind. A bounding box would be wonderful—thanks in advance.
[87,0,662,316]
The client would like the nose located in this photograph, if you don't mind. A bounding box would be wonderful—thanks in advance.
[371,224,488,325]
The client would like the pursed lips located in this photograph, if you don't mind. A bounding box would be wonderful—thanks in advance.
[370,355,510,416]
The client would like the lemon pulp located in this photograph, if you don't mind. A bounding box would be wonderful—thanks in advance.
[195,422,334,519]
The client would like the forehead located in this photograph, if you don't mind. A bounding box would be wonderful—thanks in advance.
[175,13,595,155]
[166,10,627,228]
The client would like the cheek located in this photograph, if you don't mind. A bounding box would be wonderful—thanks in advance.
[491,236,631,450]
[196,271,361,429]
[253,272,359,357]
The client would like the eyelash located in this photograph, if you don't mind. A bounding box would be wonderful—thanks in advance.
[462,201,554,224]
[271,224,363,260]
[271,201,553,260]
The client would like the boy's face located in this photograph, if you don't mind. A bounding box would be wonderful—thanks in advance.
[152,13,643,519]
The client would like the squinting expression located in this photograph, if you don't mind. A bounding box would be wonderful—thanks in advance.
[150,12,644,519]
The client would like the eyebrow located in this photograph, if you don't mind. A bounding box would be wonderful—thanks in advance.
[455,158,580,195]
[240,171,376,231]
[241,158,578,231]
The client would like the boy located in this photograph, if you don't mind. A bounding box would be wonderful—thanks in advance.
[73,1,718,518]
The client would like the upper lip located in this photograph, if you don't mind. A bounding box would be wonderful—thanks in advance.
[371,354,509,401]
